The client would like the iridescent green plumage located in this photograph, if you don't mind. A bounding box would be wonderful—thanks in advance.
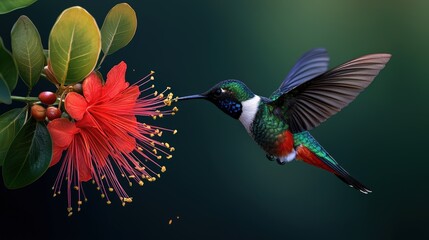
[251,102,289,155]
[294,131,336,165]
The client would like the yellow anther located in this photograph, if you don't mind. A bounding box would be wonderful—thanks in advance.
[85,198,88,202]
[157,174,161,178]
[74,186,79,191]
[165,143,170,148]
[152,116,157,120]
[123,197,133,203]
[150,141,155,146]
[129,175,135,179]
[171,112,176,116]
[150,133,155,137]
[164,99,172,106]
[147,177,157,182]
[151,84,155,88]
[170,147,175,152]
[167,155,173,159]
[153,149,158,154]
[78,201,83,205]
[57,191,61,194]
[53,193,57,197]
[138,146,143,151]
[157,131,163,137]
[96,187,100,190]
[172,107,179,112]
[150,76,155,80]
[161,166,167,173]
[167,86,171,90]
[150,70,155,74]
[108,188,114,192]
[157,155,162,160]
[67,207,72,212]
[173,130,178,135]
[122,202,126,207]
[154,91,158,96]
[78,207,81,212]
[129,182,133,187]
[101,175,105,180]
[68,212,73,217]
[107,200,111,205]
[169,219,173,225]
[159,114,163,118]
[92,180,95,184]
[139,181,144,186]
[101,194,105,199]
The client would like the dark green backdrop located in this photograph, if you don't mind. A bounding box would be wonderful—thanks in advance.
[1,0,428,239]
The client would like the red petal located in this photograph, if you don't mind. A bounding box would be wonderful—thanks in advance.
[83,72,102,103]
[50,147,64,167]
[78,159,92,182]
[65,92,87,120]
[103,61,128,99]
[47,118,79,148]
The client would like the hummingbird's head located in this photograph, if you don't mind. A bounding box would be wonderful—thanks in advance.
[179,79,255,119]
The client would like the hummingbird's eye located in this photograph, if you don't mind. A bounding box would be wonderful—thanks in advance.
[214,88,222,97]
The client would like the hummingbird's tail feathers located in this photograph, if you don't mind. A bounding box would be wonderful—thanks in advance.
[294,131,372,194]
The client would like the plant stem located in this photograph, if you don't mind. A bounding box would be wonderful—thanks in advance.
[96,52,108,71]
[11,96,39,103]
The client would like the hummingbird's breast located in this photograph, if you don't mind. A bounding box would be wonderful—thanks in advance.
[250,103,294,157]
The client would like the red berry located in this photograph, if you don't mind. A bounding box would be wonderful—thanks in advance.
[31,105,46,121]
[46,107,62,121]
[38,91,57,105]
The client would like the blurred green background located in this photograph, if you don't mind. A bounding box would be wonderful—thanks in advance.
[1,0,428,239]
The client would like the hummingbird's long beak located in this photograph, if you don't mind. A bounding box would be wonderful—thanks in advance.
[178,94,207,101]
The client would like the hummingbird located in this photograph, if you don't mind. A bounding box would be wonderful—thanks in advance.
[179,48,391,194]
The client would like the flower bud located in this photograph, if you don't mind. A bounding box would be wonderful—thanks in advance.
[38,91,57,105]
[31,105,46,121]
[46,107,62,121]
[73,83,83,94]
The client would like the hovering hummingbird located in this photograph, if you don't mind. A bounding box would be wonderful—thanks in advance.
[179,49,391,193]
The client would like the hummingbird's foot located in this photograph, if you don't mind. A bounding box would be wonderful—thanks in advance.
[266,154,277,161]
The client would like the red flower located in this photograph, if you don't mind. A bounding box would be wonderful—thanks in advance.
[48,62,177,215]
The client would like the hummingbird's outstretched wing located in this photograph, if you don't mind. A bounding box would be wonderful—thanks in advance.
[294,131,371,194]
[269,53,391,133]
[270,48,330,101]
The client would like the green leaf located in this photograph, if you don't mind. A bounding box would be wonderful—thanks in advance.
[3,119,52,189]
[101,3,137,55]
[0,0,37,14]
[0,107,26,165]
[0,37,18,91]
[11,15,44,89]
[49,6,101,85]
[0,74,11,104]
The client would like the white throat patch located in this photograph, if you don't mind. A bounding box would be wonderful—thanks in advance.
[239,95,261,133]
